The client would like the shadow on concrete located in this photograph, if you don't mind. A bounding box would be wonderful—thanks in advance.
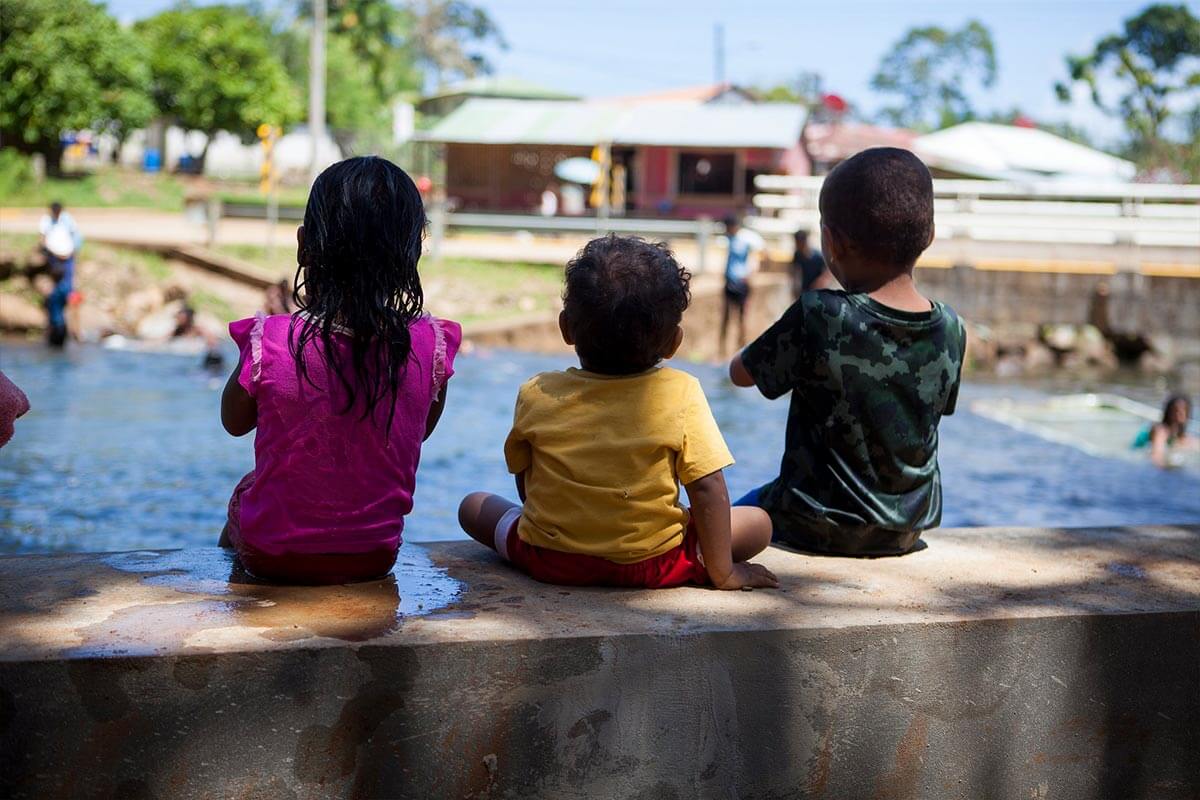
[2,525,1198,798]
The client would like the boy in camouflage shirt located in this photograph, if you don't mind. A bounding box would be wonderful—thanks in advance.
[729,148,965,555]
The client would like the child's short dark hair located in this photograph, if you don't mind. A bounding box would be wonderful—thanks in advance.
[563,235,690,375]
[819,147,934,269]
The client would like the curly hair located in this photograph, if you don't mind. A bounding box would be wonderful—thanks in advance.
[290,156,425,428]
[562,235,691,375]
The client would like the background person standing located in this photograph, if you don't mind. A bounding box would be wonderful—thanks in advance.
[791,228,835,298]
[719,214,765,357]
[38,202,81,347]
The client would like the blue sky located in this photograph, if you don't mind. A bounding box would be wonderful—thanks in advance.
[108,0,1200,145]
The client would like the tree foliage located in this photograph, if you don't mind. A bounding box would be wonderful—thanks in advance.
[754,72,825,106]
[1056,3,1200,177]
[870,20,997,131]
[135,5,301,142]
[406,0,506,90]
[297,0,424,101]
[0,0,155,164]
[279,26,400,153]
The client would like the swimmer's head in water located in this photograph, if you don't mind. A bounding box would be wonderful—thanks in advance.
[293,156,426,427]
[818,147,934,290]
[1164,394,1191,431]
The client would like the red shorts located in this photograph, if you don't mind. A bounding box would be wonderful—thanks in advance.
[493,507,710,588]
[226,471,397,585]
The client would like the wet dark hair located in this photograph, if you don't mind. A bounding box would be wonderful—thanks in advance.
[562,235,690,375]
[1163,394,1191,431]
[292,156,425,426]
[819,147,934,269]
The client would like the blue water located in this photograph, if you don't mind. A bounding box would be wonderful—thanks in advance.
[1,343,1198,554]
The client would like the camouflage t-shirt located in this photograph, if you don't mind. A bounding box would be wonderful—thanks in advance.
[741,290,966,555]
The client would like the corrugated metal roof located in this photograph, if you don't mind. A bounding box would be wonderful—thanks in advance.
[915,122,1136,182]
[422,98,805,149]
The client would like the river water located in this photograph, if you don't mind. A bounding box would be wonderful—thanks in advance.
[1,342,1197,554]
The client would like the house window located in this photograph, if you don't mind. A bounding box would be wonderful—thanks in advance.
[677,152,735,195]
[744,168,768,197]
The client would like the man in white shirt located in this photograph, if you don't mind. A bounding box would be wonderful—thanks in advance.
[719,214,765,356]
[38,202,80,346]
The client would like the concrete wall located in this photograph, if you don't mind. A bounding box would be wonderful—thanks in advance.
[464,265,1199,360]
[1,525,1198,799]
[464,273,795,362]
[915,266,1200,336]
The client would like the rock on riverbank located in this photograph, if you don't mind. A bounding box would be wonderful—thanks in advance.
[0,238,259,340]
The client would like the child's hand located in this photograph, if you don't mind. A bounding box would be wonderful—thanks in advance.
[715,561,779,590]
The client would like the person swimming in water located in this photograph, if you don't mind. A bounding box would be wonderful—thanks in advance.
[1134,394,1197,469]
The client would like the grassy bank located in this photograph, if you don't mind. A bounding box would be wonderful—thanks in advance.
[1,169,189,211]
[216,244,565,324]
[0,162,306,212]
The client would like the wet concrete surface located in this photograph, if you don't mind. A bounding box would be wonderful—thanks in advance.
[1,526,1198,799]
[1,525,1198,662]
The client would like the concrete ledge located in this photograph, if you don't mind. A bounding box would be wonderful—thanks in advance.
[2,525,1198,799]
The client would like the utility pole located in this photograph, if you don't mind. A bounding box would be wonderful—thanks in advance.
[309,0,327,183]
[714,23,725,85]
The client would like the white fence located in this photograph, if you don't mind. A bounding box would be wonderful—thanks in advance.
[425,209,723,272]
[751,175,1200,252]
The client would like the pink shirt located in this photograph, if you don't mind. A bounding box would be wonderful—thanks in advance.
[229,313,461,556]
[0,369,31,449]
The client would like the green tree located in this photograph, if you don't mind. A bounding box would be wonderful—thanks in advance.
[136,5,301,167]
[754,72,825,105]
[329,0,421,98]
[406,0,506,90]
[1056,3,1200,178]
[279,26,403,154]
[0,0,154,172]
[870,20,997,131]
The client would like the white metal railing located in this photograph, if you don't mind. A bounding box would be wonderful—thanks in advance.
[425,209,724,272]
[751,174,1200,252]
[754,174,1200,201]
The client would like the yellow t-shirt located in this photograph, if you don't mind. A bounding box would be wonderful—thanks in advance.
[503,366,734,564]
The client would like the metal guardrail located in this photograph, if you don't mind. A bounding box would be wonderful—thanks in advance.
[424,209,723,272]
[751,174,1200,253]
[754,174,1200,201]
[211,199,725,270]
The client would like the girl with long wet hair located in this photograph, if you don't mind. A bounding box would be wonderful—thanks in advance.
[1136,394,1197,469]
[219,157,461,584]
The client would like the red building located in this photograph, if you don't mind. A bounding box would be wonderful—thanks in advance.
[420,86,809,219]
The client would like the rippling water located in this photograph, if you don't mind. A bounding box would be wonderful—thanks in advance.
[1,342,1197,554]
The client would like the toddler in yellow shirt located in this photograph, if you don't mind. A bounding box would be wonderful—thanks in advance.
[458,235,778,590]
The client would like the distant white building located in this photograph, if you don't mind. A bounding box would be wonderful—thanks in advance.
[118,125,341,180]
[914,122,1136,183]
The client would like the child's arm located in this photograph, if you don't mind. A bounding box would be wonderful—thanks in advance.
[220,357,257,436]
[1150,424,1170,468]
[726,299,809,398]
[424,385,448,441]
[728,352,755,387]
[685,470,778,590]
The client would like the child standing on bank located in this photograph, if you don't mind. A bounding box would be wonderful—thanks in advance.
[730,148,966,556]
[459,235,777,590]
[220,157,461,584]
